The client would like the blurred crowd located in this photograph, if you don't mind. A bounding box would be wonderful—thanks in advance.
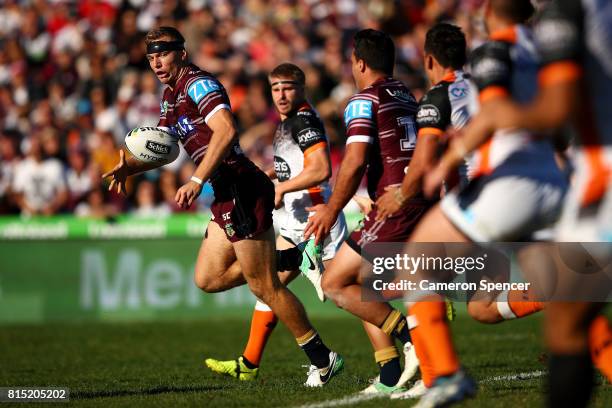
[0,0,487,219]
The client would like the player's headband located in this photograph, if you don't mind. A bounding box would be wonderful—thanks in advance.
[146,40,184,54]
[270,80,302,87]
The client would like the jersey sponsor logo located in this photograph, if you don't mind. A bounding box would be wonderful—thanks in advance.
[344,99,373,125]
[187,78,221,104]
[416,104,441,125]
[176,115,195,138]
[385,88,415,103]
[160,100,169,115]
[145,140,171,155]
[297,128,322,145]
[450,87,467,98]
[472,57,508,80]
[274,156,291,181]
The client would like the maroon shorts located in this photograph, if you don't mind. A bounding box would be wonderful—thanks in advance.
[210,168,274,243]
[347,202,432,261]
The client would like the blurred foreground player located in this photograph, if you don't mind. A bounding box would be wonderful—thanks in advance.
[426,1,612,406]
[205,63,348,381]
[102,27,343,387]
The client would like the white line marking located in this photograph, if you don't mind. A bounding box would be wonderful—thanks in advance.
[294,393,382,408]
[480,370,546,383]
[294,370,546,408]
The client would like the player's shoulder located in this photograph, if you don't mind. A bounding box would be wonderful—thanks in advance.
[295,107,317,120]
[470,40,512,67]
[349,86,378,103]
[421,81,450,106]
[184,66,224,104]
[417,84,451,129]
[286,106,320,129]
[470,41,513,89]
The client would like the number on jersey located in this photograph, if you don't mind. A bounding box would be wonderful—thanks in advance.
[398,116,417,151]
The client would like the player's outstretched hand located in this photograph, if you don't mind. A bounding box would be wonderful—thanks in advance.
[375,186,402,221]
[304,204,337,246]
[102,149,129,196]
[175,179,203,209]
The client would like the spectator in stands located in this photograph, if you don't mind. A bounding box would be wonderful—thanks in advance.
[0,0,489,217]
[130,179,170,218]
[11,133,67,216]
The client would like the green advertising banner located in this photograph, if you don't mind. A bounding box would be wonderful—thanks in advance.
[0,213,363,324]
[0,213,212,240]
[0,213,363,240]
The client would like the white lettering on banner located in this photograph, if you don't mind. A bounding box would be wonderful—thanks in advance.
[80,250,255,311]
[81,250,141,310]
[145,261,183,308]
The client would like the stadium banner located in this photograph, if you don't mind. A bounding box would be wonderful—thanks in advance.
[0,213,363,240]
[360,242,612,302]
[0,239,351,324]
[0,213,364,324]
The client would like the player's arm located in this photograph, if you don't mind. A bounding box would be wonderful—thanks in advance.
[275,146,330,208]
[175,108,236,208]
[304,142,369,244]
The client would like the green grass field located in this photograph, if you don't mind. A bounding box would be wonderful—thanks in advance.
[1,314,610,407]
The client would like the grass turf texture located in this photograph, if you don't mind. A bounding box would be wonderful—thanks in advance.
[1,314,610,407]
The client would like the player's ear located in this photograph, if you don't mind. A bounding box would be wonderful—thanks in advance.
[358,58,366,73]
[427,55,433,70]
[180,49,188,62]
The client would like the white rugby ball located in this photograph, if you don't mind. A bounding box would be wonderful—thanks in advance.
[124,126,180,165]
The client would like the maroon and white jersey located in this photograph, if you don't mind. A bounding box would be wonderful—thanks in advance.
[157,64,256,182]
[343,77,419,200]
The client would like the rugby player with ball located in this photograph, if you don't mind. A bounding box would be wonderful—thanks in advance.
[103,26,343,387]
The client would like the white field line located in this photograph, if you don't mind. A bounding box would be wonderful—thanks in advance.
[294,370,546,408]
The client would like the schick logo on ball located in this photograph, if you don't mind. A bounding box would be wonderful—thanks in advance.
[145,140,170,155]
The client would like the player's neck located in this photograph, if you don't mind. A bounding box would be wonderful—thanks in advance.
[360,72,387,90]
[168,65,190,90]
[433,67,456,85]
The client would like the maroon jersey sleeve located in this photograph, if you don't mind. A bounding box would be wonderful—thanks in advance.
[343,92,378,145]
[184,76,231,124]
